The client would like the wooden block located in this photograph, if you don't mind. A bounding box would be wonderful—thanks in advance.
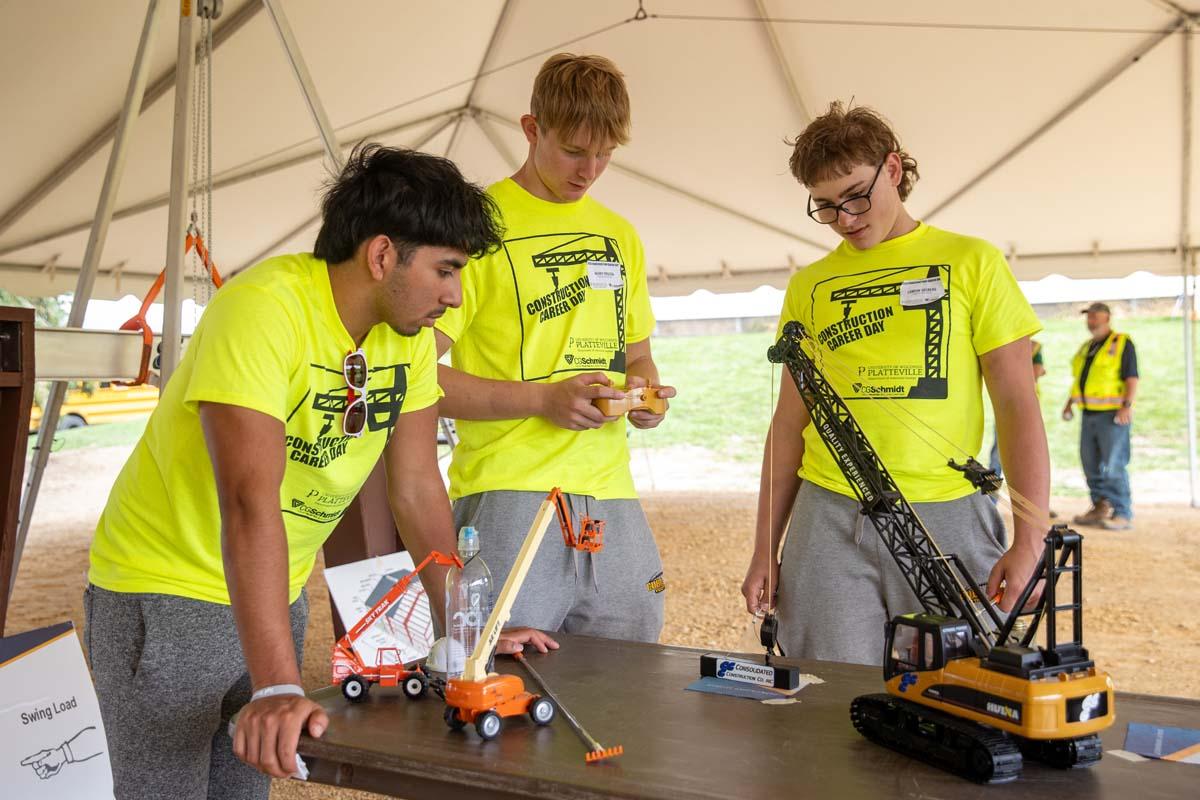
[594,387,667,417]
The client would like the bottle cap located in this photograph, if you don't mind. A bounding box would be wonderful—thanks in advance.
[458,525,480,558]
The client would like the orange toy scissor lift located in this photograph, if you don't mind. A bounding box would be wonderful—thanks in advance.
[550,487,605,553]
[332,551,463,703]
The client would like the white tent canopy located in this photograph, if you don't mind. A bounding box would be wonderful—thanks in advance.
[2,0,1200,300]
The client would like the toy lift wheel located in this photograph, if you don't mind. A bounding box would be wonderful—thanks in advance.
[402,675,427,699]
[443,704,466,731]
[341,675,369,703]
[475,710,503,740]
[529,696,555,726]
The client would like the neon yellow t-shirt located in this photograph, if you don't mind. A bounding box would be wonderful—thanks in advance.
[435,178,655,500]
[778,223,1041,503]
[88,253,441,604]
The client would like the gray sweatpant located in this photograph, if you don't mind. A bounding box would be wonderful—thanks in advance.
[776,482,1007,667]
[453,491,664,642]
[83,584,308,800]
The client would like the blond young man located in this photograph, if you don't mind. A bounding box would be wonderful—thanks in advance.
[434,54,674,642]
[741,103,1050,666]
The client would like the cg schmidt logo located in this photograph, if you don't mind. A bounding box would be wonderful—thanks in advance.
[853,382,905,396]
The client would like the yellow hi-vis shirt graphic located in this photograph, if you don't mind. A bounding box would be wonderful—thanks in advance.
[88,253,440,604]
[780,223,1041,503]
[436,179,655,501]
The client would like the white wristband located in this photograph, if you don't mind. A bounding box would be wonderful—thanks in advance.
[251,683,305,703]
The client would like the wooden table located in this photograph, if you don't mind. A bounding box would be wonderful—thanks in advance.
[298,634,1199,799]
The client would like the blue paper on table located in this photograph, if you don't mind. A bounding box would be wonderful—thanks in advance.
[686,676,788,702]
[1123,722,1200,764]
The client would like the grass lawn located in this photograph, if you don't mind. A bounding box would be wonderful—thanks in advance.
[643,316,1195,495]
[27,415,150,455]
[27,316,1192,497]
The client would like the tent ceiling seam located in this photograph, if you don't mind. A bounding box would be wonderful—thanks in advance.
[923,18,1184,222]
[474,106,827,250]
[0,0,262,240]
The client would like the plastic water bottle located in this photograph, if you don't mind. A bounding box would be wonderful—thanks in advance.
[445,526,492,678]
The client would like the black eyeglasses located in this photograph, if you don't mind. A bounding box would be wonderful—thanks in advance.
[807,159,886,224]
[343,349,368,438]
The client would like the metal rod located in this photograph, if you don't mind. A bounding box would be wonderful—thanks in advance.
[0,1,261,241]
[924,19,1184,221]
[161,2,198,385]
[13,0,163,597]
[513,653,603,752]
[261,0,343,172]
[1183,21,1198,507]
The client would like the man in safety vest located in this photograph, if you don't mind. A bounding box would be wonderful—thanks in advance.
[1062,302,1139,530]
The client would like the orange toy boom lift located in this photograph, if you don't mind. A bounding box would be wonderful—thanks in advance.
[331,550,463,703]
[550,487,605,553]
[442,490,624,761]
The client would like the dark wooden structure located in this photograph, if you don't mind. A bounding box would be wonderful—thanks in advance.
[298,633,1199,799]
[0,306,35,636]
[322,460,403,638]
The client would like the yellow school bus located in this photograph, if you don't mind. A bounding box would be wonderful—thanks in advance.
[30,382,159,431]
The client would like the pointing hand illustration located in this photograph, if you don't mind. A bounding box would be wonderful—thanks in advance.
[21,746,67,779]
[20,726,104,779]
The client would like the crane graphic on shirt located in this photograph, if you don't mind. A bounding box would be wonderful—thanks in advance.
[502,231,627,381]
[284,360,410,467]
[811,264,951,400]
[278,360,411,523]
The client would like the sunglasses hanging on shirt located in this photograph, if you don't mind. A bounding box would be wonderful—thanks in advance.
[343,348,368,437]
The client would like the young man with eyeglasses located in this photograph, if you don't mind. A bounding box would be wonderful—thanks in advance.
[84,145,553,800]
[433,53,674,643]
[740,103,1050,666]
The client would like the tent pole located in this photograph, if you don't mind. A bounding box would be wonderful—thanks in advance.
[1183,21,1198,508]
[160,1,199,385]
[12,0,162,598]
[261,0,343,172]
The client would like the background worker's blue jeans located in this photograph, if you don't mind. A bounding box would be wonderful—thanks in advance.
[1080,410,1133,519]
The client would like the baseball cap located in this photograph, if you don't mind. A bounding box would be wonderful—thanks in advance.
[1080,302,1111,314]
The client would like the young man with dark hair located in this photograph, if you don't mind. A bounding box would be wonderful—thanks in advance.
[434,54,675,643]
[741,103,1051,666]
[85,144,549,800]
[1063,302,1138,530]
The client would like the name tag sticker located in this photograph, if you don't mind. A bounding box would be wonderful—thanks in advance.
[899,276,945,307]
[586,260,623,290]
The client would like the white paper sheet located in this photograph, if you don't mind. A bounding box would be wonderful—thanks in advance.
[0,623,113,799]
[323,551,436,667]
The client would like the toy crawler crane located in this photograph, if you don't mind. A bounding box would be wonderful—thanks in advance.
[768,321,1115,784]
